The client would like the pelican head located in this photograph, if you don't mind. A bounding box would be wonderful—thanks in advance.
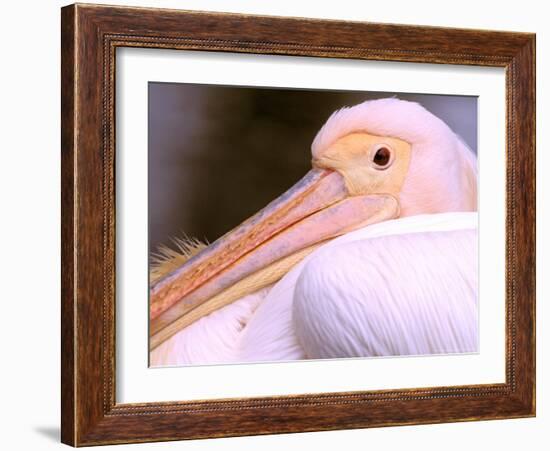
[150,98,477,347]
[311,98,477,215]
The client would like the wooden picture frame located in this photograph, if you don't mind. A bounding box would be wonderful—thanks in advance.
[61,3,536,446]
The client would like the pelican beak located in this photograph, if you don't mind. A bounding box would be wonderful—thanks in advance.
[150,168,399,348]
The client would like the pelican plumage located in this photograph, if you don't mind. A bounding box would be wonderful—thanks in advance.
[150,98,478,367]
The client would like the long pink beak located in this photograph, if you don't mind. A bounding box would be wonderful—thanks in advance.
[150,168,399,343]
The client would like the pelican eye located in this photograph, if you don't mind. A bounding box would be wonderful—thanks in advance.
[372,146,392,169]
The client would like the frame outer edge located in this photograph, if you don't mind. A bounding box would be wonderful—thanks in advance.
[514,34,536,415]
[61,4,77,447]
[530,34,536,417]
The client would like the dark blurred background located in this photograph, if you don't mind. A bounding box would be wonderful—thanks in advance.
[149,83,477,253]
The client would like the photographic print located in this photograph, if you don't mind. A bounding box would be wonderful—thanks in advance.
[148,84,478,367]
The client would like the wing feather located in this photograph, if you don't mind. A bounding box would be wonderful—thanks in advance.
[293,229,478,358]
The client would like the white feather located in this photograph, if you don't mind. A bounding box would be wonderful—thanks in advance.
[293,229,478,358]
[151,212,478,366]
[242,212,477,361]
[150,287,270,367]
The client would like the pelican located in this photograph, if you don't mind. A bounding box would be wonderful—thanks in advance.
[149,98,478,367]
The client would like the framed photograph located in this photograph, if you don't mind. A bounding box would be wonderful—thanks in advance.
[61,3,536,446]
